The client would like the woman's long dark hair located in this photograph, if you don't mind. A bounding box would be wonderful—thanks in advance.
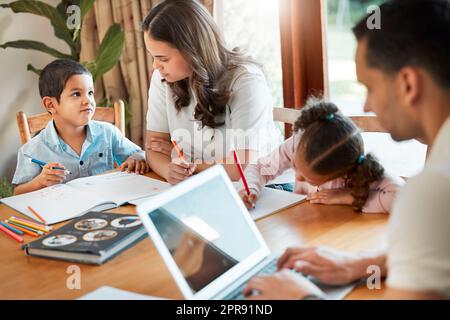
[142,0,259,128]
[293,98,385,212]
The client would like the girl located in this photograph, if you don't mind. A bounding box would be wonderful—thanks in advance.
[239,99,404,213]
[142,0,281,185]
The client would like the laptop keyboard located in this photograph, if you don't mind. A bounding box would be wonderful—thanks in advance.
[224,258,278,300]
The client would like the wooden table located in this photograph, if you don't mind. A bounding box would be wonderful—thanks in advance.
[0,172,388,299]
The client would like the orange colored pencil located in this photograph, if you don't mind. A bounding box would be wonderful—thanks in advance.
[27,206,47,225]
[0,224,24,243]
[4,221,40,237]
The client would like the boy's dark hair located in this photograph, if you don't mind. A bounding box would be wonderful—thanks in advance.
[294,98,384,212]
[39,59,91,102]
[352,0,450,88]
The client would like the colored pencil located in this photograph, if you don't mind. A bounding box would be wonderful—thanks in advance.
[9,217,49,233]
[24,154,72,175]
[0,224,24,243]
[171,140,186,162]
[5,220,41,237]
[10,215,52,231]
[232,149,251,196]
[27,206,47,225]
[0,221,24,235]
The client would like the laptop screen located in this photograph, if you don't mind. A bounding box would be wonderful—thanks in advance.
[143,174,263,294]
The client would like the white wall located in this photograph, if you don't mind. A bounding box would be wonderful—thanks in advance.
[0,0,68,181]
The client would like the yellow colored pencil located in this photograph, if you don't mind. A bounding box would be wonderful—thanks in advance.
[9,217,50,233]
[9,217,49,233]
[11,215,52,230]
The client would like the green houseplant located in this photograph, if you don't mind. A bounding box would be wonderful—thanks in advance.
[0,177,13,198]
[0,0,124,82]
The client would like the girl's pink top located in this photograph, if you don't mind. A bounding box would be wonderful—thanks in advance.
[242,134,405,213]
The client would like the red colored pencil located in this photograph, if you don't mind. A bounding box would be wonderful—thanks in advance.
[232,149,250,195]
[171,140,186,162]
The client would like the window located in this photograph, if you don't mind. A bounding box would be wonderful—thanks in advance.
[325,0,426,177]
[215,0,284,133]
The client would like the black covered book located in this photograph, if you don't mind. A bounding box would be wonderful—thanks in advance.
[23,212,147,265]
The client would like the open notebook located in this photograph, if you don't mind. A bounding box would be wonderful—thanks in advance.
[247,187,306,220]
[1,172,170,225]
[232,183,307,220]
[130,181,306,221]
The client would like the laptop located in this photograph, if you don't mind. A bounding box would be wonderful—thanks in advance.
[137,165,356,300]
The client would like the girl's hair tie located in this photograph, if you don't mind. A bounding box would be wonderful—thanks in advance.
[357,154,365,164]
[325,112,335,121]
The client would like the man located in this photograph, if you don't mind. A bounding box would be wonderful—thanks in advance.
[243,0,450,299]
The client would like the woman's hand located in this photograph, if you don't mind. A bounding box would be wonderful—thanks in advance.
[308,189,354,206]
[239,189,258,209]
[120,152,150,174]
[277,246,364,285]
[146,137,174,157]
[33,162,67,187]
[243,269,324,300]
[166,158,197,185]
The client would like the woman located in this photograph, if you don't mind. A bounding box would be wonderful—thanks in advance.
[142,0,281,184]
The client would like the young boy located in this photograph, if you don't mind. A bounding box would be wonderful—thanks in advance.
[12,59,149,195]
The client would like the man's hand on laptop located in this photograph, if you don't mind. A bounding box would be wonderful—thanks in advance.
[277,246,371,285]
[242,269,324,300]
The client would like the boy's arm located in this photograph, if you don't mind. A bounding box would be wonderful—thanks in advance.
[12,148,42,195]
[13,179,44,195]
[110,125,142,165]
[13,162,66,195]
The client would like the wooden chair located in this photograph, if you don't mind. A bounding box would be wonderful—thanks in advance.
[16,100,126,145]
[272,106,386,133]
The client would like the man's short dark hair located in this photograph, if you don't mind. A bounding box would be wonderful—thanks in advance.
[39,59,91,101]
[353,0,450,88]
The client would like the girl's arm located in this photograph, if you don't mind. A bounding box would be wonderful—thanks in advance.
[244,136,297,196]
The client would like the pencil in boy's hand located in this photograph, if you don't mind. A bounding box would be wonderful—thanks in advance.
[24,154,72,175]
[232,149,251,196]
[171,140,186,162]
